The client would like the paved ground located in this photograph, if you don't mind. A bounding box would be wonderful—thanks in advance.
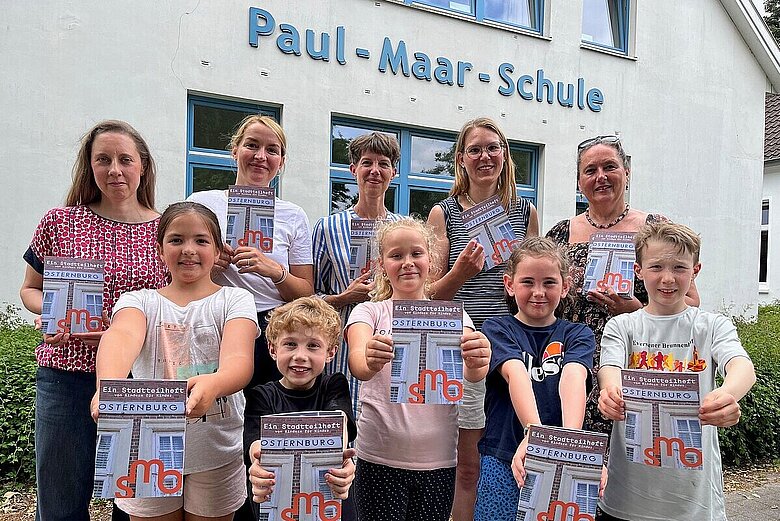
[726,469,780,520]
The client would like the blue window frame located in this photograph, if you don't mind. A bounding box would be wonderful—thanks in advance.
[402,0,543,33]
[330,117,538,218]
[581,0,630,54]
[186,95,280,196]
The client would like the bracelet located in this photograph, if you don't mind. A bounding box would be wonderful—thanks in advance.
[272,267,288,285]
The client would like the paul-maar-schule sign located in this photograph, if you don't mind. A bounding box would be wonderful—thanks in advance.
[248,7,605,112]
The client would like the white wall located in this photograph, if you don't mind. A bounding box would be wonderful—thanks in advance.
[760,163,780,304]
[0,0,769,319]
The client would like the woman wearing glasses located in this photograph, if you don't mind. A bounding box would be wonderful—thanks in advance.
[546,135,699,435]
[428,116,538,521]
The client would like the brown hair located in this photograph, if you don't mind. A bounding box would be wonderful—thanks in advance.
[66,120,156,209]
[157,202,223,254]
[634,222,701,265]
[504,237,571,315]
[230,114,287,157]
[266,296,342,349]
[450,117,517,210]
[348,132,401,167]
[371,217,441,302]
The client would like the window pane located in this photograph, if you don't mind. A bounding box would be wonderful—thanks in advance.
[331,181,396,213]
[409,188,449,219]
[510,148,532,185]
[762,200,769,226]
[411,136,456,176]
[582,0,622,48]
[193,104,264,151]
[417,0,473,14]
[760,230,768,283]
[193,167,236,192]
[331,124,398,166]
[484,0,534,29]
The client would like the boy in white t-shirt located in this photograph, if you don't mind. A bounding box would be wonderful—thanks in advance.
[597,222,756,521]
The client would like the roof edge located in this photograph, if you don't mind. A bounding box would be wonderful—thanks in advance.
[720,0,780,92]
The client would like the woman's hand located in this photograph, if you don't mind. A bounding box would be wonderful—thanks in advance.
[233,246,284,281]
[365,334,394,373]
[336,272,375,307]
[213,242,234,272]
[185,374,221,418]
[452,240,485,281]
[326,448,357,499]
[248,441,276,504]
[90,391,100,422]
[587,287,642,316]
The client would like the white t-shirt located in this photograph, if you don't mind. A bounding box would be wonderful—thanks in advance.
[345,299,474,470]
[113,287,259,473]
[187,190,313,311]
[599,306,750,521]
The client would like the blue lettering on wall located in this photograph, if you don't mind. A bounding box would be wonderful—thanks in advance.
[247,7,605,112]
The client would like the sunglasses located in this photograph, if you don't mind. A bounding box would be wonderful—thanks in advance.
[577,135,621,150]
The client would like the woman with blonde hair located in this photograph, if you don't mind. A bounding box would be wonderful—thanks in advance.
[428,116,539,520]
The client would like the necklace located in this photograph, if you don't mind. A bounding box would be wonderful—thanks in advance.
[464,193,477,206]
[585,204,630,229]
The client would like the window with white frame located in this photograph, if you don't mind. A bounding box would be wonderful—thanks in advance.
[401,0,543,33]
[390,343,410,402]
[152,433,185,496]
[330,118,538,218]
[42,290,57,316]
[258,464,281,521]
[624,410,642,463]
[226,214,237,238]
[760,199,769,286]
[93,432,116,497]
[497,221,516,242]
[253,216,274,240]
[581,0,631,53]
[585,257,599,279]
[618,259,633,281]
[570,479,600,518]
[187,95,280,195]
[516,470,540,520]
[84,292,103,319]
[314,467,339,520]
[672,417,703,469]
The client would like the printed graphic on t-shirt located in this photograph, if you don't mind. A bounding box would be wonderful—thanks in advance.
[628,338,707,373]
[155,322,231,421]
[522,341,564,382]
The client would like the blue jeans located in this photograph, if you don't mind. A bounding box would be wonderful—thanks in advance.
[35,366,97,521]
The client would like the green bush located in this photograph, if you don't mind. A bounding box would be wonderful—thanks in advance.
[0,304,39,487]
[719,305,780,467]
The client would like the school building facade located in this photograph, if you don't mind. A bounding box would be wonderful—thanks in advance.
[3,0,779,318]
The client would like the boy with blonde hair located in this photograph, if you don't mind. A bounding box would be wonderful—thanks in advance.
[597,222,755,521]
[243,297,357,520]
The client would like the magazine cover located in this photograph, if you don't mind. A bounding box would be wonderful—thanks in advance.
[582,231,636,298]
[41,257,105,335]
[226,185,275,252]
[460,194,518,270]
[390,300,464,405]
[516,425,608,521]
[621,369,703,470]
[93,379,187,499]
[349,218,380,281]
[258,411,347,521]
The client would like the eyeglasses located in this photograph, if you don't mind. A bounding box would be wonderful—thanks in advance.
[464,143,504,159]
[577,135,621,151]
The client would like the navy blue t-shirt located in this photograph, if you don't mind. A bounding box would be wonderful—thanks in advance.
[478,316,595,463]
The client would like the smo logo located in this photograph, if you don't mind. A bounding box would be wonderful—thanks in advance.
[115,459,182,498]
[536,501,594,521]
[280,492,341,521]
[596,272,631,293]
[408,369,463,403]
[490,238,520,265]
[643,437,703,468]
[237,229,273,252]
[57,308,102,334]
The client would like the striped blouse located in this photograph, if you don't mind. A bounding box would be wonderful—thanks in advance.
[437,196,531,330]
[312,208,402,411]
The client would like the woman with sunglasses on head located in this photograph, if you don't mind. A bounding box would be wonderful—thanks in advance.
[546,135,699,436]
[427,117,538,521]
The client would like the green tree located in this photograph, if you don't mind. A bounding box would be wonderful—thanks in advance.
[766,0,780,43]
